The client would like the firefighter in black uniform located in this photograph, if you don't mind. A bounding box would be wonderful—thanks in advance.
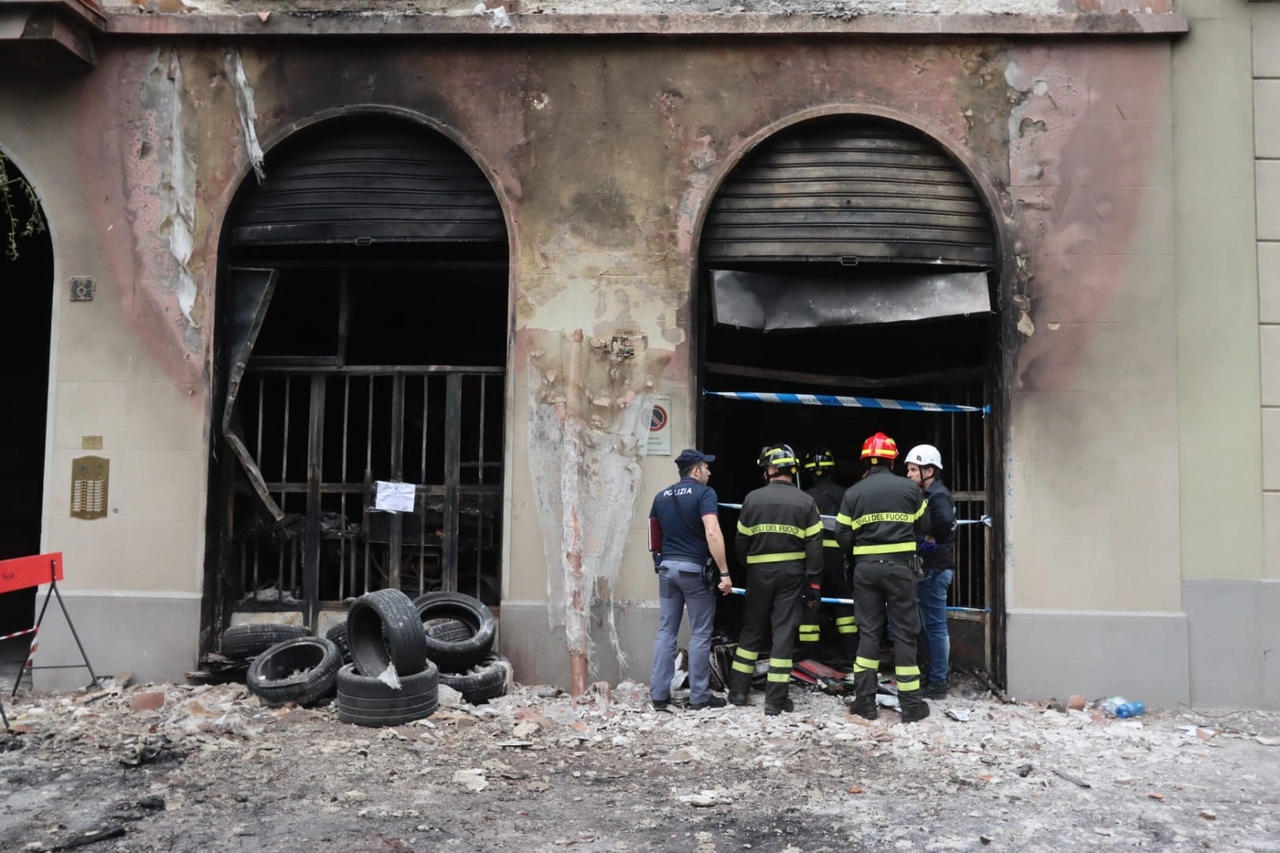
[796,448,859,665]
[835,432,932,723]
[727,445,823,715]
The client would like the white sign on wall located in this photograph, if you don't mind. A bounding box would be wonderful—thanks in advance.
[646,394,671,456]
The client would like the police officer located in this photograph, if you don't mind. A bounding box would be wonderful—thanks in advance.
[648,448,733,711]
[727,445,823,715]
[904,444,957,700]
[835,432,931,723]
[796,448,859,665]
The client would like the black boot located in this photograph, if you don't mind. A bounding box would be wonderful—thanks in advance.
[764,697,794,716]
[922,682,949,700]
[900,699,931,724]
[848,698,877,720]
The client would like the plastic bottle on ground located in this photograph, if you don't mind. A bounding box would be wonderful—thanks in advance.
[1114,701,1145,719]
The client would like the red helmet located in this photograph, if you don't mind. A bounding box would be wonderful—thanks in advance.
[860,432,899,461]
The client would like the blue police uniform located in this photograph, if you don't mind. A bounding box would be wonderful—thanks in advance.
[649,451,721,707]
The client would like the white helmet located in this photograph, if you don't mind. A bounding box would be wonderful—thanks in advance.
[904,444,943,471]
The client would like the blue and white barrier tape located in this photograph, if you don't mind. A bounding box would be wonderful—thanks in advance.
[717,503,991,528]
[704,389,990,415]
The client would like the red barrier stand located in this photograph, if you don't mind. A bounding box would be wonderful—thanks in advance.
[0,553,98,733]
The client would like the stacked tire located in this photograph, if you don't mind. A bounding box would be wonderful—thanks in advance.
[414,592,510,705]
[221,623,343,708]
[337,589,437,727]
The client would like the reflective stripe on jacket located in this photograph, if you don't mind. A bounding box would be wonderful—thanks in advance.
[834,467,928,560]
[735,480,824,582]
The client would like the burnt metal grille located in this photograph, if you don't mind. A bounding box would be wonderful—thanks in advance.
[225,366,504,620]
[702,117,995,266]
[229,121,506,247]
[936,381,990,615]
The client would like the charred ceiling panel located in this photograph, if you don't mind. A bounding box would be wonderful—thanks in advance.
[709,268,992,331]
[701,118,995,267]
[229,120,505,246]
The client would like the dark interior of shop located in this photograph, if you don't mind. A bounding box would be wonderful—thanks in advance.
[698,261,995,662]
[216,242,509,612]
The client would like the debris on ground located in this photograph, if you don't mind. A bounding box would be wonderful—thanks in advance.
[2,675,1278,850]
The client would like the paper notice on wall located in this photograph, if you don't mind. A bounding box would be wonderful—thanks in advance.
[645,394,671,456]
[373,481,416,513]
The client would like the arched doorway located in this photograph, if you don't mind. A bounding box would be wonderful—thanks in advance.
[205,116,509,636]
[0,150,54,678]
[696,115,1001,672]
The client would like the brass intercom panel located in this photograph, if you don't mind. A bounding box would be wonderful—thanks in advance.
[70,456,109,520]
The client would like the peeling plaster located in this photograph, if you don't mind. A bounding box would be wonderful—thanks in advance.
[162,57,199,338]
[226,49,266,183]
[526,329,658,682]
[70,49,209,392]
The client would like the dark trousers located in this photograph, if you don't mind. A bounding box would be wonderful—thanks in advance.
[797,547,858,663]
[728,561,804,709]
[852,560,924,712]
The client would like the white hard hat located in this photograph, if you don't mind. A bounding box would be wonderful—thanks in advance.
[905,444,943,471]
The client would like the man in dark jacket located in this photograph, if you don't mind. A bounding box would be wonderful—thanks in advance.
[727,444,823,715]
[797,447,859,665]
[835,432,931,723]
[648,448,733,711]
[904,444,957,699]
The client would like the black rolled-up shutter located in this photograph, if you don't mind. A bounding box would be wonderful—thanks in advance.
[229,121,505,246]
[701,118,994,267]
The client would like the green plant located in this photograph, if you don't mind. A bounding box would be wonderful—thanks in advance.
[1,152,47,261]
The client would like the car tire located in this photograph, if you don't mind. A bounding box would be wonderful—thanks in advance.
[424,618,472,644]
[221,623,312,660]
[347,589,429,679]
[246,636,341,707]
[438,653,511,705]
[325,621,351,664]
[335,662,438,727]
[413,592,496,672]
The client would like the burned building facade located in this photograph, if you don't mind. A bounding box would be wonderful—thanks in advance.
[2,0,1275,708]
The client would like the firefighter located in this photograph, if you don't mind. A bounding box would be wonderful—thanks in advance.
[796,447,859,665]
[904,444,957,699]
[835,432,932,723]
[727,444,824,715]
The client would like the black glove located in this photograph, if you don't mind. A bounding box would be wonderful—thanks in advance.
[801,583,822,612]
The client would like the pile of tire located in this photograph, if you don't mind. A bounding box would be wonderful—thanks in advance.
[336,589,437,727]
[222,622,342,709]
[413,592,510,705]
[224,588,507,723]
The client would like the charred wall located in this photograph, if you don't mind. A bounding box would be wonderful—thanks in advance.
[0,32,1181,690]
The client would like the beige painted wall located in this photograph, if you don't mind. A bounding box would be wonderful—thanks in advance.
[1256,3,1280,581]
[1173,0,1263,582]
[0,83,208,599]
[1005,43,1182,612]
